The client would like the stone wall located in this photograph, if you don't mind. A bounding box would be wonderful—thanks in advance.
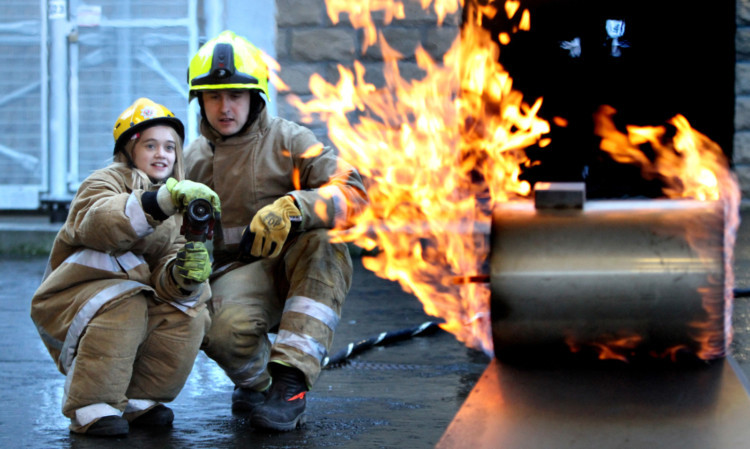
[274,0,461,145]
[737,0,750,199]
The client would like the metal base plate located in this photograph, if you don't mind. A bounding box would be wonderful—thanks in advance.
[437,357,750,448]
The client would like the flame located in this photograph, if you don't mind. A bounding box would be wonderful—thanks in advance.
[519,9,530,30]
[567,334,643,363]
[284,144,326,190]
[651,345,691,363]
[595,105,736,202]
[325,0,405,52]
[595,105,741,361]
[259,50,289,93]
[290,0,545,354]
[287,0,740,361]
[504,0,519,18]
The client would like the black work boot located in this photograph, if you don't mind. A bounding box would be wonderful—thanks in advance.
[85,415,129,437]
[231,386,267,413]
[250,363,308,431]
[129,404,174,428]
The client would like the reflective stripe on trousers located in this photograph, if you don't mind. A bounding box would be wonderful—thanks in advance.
[204,229,352,388]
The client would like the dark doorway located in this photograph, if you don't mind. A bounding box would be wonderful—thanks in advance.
[481,0,736,198]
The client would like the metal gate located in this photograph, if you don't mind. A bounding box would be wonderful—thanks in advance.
[0,0,198,210]
[68,0,198,192]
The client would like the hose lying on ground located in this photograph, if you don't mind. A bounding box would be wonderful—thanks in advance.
[321,287,750,369]
[323,321,442,369]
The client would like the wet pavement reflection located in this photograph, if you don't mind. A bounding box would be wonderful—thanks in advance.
[5,207,750,448]
[0,255,488,448]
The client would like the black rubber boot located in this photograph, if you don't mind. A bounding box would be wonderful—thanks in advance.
[129,404,174,428]
[250,363,308,431]
[231,386,267,413]
[85,415,129,437]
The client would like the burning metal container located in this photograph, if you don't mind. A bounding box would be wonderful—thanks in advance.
[437,183,750,449]
[490,183,728,364]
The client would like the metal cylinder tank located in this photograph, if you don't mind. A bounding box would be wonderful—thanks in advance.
[490,195,727,364]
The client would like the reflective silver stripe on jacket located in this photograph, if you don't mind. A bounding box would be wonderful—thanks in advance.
[223,226,245,245]
[34,249,148,356]
[275,329,327,362]
[168,288,203,313]
[35,323,62,353]
[66,248,147,273]
[283,295,339,331]
[318,185,348,226]
[59,280,147,374]
[67,248,120,272]
[125,192,154,238]
[115,251,147,272]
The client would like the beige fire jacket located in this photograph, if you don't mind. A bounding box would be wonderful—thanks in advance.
[30,164,210,375]
[185,107,368,268]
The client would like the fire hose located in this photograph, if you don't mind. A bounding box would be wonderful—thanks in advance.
[319,284,750,370]
[323,321,441,369]
[318,284,750,369]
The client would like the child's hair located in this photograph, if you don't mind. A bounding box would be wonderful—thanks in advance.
[113,125,185,189]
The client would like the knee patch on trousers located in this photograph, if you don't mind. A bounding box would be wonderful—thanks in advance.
[203,303,269,368]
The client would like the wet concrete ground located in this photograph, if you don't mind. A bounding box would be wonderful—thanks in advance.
[2,210,750,448]
[0,254,488,449]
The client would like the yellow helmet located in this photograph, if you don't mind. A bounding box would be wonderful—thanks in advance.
[112,97,184,155]
[187,30,269,101]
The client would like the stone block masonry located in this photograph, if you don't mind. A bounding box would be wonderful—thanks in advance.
[275,0,460,145]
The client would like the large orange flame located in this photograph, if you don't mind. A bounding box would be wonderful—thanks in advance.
[595,105,738,203]
[288,0,546,354]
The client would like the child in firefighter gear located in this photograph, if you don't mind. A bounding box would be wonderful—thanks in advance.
[30,98,221,437]
[185,30,369,431]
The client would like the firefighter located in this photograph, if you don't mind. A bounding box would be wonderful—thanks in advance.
[30,98,221,436]
[185,30,368,431]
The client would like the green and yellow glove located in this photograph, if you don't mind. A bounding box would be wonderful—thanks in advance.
[173,241,212,286]
[157,177,221,217]
[248,196,302,258]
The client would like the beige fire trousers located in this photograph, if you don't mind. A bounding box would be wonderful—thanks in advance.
[64,293,210,433]
[202,229,353,389]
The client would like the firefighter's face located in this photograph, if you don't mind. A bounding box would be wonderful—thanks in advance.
[202,89,251,136]
[132,125,177,182]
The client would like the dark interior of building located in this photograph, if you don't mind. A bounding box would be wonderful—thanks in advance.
[480,0,736,198]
